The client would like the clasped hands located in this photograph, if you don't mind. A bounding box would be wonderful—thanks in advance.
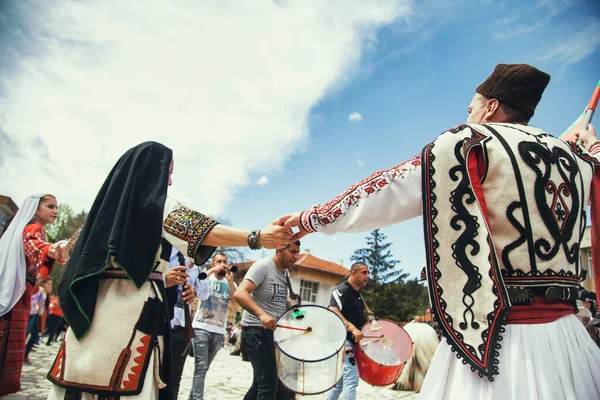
[48,240,69,261]
[259,212,310,249]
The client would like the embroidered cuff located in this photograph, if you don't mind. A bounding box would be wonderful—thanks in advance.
[68,227,82,256]
[300,211,316,233]
[589,142,600,155]
[163,206,219,263]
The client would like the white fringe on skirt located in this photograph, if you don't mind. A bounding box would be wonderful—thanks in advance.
[419,314,600,400]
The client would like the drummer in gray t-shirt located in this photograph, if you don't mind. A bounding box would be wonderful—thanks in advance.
[234,240,301,399]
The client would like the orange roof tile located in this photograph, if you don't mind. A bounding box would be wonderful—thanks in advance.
[296,253,350,277]
[232,253,350,277]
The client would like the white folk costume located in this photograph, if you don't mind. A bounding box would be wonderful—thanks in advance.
[299,65,600,399]
[47,143,219,400]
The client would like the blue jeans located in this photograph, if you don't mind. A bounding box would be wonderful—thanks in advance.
[24,314,39,358]
[325,341,359,400]
[188,329,224,400]
[241,327,278,400]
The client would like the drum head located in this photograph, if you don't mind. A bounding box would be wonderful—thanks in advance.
[360,319,413,366]
[356,319,413,386]
[275,305,346,361]
[274,305,346,394]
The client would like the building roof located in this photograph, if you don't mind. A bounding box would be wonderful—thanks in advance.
[233,252,350,277]
[0,195,18,214]
[295,253,350,277]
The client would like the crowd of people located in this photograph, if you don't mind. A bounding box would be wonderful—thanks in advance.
[1,63,600,400]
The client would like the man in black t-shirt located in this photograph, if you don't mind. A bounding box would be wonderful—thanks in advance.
[325,262,370,400]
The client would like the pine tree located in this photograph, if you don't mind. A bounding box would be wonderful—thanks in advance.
[350,229,407,284]
[350,229,428,322]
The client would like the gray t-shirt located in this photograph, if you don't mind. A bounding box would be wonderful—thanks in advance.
[240,257,288,327]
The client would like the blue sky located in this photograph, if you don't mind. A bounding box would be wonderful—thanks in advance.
[1,0,599,279]
[224,0,600,277]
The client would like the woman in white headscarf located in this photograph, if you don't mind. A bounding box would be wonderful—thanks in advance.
[0,194,65,396]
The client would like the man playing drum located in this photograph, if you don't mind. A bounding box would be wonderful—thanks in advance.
[277,64,600,399]
[325,262,369,400]
[234,241,301,399]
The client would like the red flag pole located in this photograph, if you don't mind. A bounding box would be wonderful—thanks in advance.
[560,79,600,142]
[586,79,600,300]
[582,79,600,129]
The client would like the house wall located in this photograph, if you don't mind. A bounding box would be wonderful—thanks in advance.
[289,268,345,306]
[222,266,347,324]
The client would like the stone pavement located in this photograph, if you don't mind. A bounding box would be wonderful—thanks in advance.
[6,341,418,399]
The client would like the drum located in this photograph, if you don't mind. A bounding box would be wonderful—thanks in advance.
[274,305,346,395]
[355,318,413,386]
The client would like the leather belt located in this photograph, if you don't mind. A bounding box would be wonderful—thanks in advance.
[99,269,164,282]
[507,286,578,305]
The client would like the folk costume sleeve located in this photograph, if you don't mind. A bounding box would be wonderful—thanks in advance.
[22,222,55,280]
[299,155,423,235]
[162,197,220,267]
[66,227,82,257]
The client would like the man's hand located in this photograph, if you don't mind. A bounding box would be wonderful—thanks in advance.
[351,327,363,342]
[259,313,276,330]
[276,212,310,242]
[165,266,189,288]
[225,267,234,282]
[575,123,598,150]
[258,222,294,249]
[181,283,195,304]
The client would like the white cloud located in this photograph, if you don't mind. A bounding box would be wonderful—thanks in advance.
[492,23,543,40]
[349,112,363,122]
[256,176,269,186]
[491,0,572,40]
[536,20,600,67]
[0,1,410,214]
[357,154,365,167]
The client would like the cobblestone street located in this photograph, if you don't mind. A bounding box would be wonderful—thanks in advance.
[6,341,418,400]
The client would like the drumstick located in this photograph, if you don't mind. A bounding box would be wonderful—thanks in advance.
[277,324,312,332]
[362,334,384,339]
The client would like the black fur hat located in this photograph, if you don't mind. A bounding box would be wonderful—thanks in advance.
[476,64,551,119]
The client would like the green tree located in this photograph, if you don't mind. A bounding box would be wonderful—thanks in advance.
[350,229,429,323]
[201,216,250,267]
[44,204,87,292]
[350,229,407,284]
[45,204,86,243]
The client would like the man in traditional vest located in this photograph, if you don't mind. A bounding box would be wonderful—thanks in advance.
[277,64,600,399]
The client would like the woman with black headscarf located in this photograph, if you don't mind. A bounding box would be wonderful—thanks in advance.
[47,142,292,400]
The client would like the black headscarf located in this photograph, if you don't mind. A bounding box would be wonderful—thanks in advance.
[59,141,173,340]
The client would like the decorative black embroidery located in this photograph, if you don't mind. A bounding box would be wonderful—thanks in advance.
[449,141,484,296]
[65,389,82,400]
[485,125,539,274]
[422,127,508,381]
[519,142,580,264]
